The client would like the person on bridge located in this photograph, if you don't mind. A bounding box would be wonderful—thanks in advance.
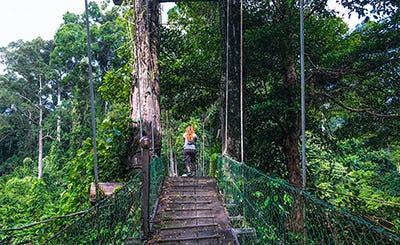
[182,125,197,177]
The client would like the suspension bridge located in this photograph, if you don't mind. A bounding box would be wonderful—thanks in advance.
[1,0,400,244]
[1,152,399,244]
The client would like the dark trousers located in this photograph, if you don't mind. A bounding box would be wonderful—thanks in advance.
[184,149,196,172]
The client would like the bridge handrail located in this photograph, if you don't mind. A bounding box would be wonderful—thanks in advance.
[0,157,166,244]
[216,155,400,244]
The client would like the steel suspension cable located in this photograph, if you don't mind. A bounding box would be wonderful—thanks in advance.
[136,0,144,139]
[240,0,244,162]
[124,0,143,138]
[223,0,229,155]
[300,0,307,189]
[146,0,155,153]
[84,0,99,195]
[136,30,143,139]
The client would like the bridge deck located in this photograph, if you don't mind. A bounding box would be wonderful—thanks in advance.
[147,176,238,244]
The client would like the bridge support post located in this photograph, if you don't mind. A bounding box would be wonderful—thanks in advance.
[140,136,151,240]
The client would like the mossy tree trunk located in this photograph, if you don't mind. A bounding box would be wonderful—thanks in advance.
[131,0,161,155]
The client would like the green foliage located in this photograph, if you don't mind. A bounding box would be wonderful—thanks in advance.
[0,38,56,174]
[217,155,400,244]
[340,0,399,17]
[209,153,219,177]
[1,0,400,242]
[0,177,58,229]
[54,104,135,215]
[98,64,131,104]
[159,2,222,176]
[97,104,135,181]
[162,102,221,176]
[160,2,221,120]
[307,133,400,233]
[0,2,133,241]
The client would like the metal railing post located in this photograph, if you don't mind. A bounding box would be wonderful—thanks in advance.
[140,136,151,239]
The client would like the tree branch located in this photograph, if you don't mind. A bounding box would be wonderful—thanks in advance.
[271,0,285,19]
[312,88,400,118]
[308,53,400,80]
[305,0,328,20]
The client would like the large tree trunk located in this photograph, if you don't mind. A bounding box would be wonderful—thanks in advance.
[273,0,304,235]
[283,55,304,236]
[219,0,243,161]
[283,55,302,187]
[131,0,161,155]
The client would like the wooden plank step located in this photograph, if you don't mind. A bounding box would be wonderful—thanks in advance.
[166,189,214,193]
[155,229,223,239]
[163,215,215,220]
[163,194,216,198]
[148,177,239,244]
[169,200,212,204]
[164,207,213,212]
[163,199,215,204]
[155,234,221,243]
[167,185,213,188]
[160,223,218,230]
[168,182,214,185]
[153,218,217,226]
[167,204,214,210]
[166,182,215,186]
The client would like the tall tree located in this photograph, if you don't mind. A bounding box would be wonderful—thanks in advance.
[158,2,222,173]
[50,2,126,156]
[244,0,400,188]
[160,2,221,122]
[0,38,56,178]
[131,0,161,154]
[50,11,89,156]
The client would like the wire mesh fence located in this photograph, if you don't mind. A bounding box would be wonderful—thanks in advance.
[0,157,166,244]
[0,173,142,244]
[44,173,143,244]
[150,157,167,216]
[0,212,82,244]
[215,155,400,245]
[4,154,397,244]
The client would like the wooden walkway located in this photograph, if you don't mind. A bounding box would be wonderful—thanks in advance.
[147,176,238,245]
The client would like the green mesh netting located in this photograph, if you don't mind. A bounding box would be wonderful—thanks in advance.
[0,157,166,244]
[150,157,166,216]
[47,174,143,244]
[0,173,142,244]
[215,155,400,245]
